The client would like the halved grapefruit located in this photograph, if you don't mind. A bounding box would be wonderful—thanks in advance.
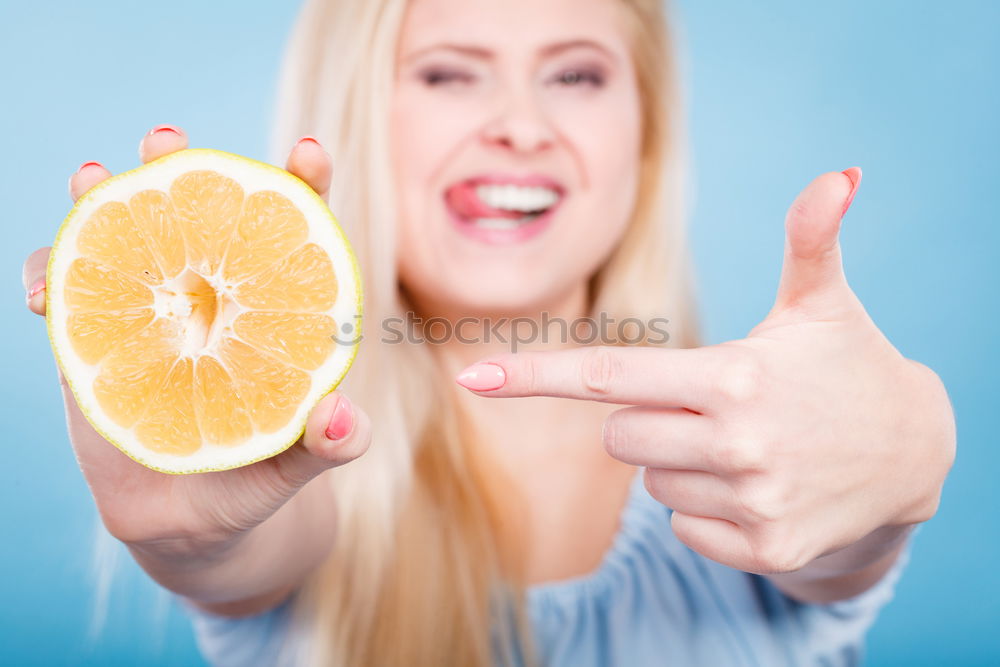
[46,148,362,474]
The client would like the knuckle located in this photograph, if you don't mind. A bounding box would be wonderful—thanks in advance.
[581,346,620,396]
[643,467,666,501]
[747,532,807,574]
[787,198,811,227]
[713,433,767,473]
[601,413,622,459]
[734,481,785,525]
[716,351,763,404]
[519,356,538,395]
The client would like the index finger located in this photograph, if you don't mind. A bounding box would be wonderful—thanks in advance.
[455,345,724,411]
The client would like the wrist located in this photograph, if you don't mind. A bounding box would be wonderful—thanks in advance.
[765,523,915,604]
[125,481,337,607]
[800,523,915,581]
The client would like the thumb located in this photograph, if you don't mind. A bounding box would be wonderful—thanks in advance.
[266,392,371,490]
[771,168,861,315]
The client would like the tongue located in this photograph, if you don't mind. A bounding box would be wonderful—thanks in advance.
[446,182,523,220]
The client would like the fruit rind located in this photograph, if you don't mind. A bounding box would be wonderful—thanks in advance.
[47,148,363,474]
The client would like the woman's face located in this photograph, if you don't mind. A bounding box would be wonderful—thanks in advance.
[392,0,642,317]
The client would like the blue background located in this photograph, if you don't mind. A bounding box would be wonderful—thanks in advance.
[1,0,997,664]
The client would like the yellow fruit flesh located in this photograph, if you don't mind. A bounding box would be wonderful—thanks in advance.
[134,357,201,456]
[233,243,338,311]
[233,311,336,371]
[63,171,339,456]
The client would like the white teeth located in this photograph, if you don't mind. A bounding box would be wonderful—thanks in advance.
[475,184,559,212]
[472,217,536,230]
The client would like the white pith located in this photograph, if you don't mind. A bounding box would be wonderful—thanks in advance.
[152,269,242,358]
[47,149,361,474]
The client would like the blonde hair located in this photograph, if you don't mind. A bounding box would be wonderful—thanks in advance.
[269,0,698,664]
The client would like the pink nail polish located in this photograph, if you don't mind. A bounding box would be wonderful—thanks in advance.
[149,124,181,136]
[325,395,354,441]
[77,161,103,173]
[455,363,506,392]
[26,279,45,300]
[841,167,862,217]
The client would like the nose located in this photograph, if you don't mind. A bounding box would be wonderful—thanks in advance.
[480,86,556,154]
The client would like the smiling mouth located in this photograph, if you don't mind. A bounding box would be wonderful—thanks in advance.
[444,177,565,233]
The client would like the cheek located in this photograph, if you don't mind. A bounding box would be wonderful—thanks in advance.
[391,97,441,210]
[570,92,641,190]
[548,92,642,251]
[391,88,481,302]
[391,87,484,192]
[391,87,484,240]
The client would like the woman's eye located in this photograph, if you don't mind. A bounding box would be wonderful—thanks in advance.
[550,68,605,88]
[420,69,476,86]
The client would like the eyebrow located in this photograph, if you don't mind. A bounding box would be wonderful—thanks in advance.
[403,39,619,64]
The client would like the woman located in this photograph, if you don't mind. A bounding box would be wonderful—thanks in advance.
[21,0,956,665]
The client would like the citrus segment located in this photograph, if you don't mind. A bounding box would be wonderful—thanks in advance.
[47,148,362,474]
[129,189,187,280]
[67,308,155,365]
[220,338,311,433]
[65,258,152,313]
[223,190,310,284]
[193,356,254,446]
[234,311,337,371]
[92,319,181,428]
[233,243,337,311]
[76,202,164,284]
[134,358,202,456]
[169,170,244,276]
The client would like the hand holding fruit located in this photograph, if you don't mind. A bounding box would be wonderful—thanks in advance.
[22,126,370,611]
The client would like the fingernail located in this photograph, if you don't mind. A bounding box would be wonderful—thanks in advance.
[26,279,45,301]
[455,363,506,392]
[841,167,862,217]
[77,161,103,173]
[149,124,181,136]
[325,395,354,441]
[296,135,321,147]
